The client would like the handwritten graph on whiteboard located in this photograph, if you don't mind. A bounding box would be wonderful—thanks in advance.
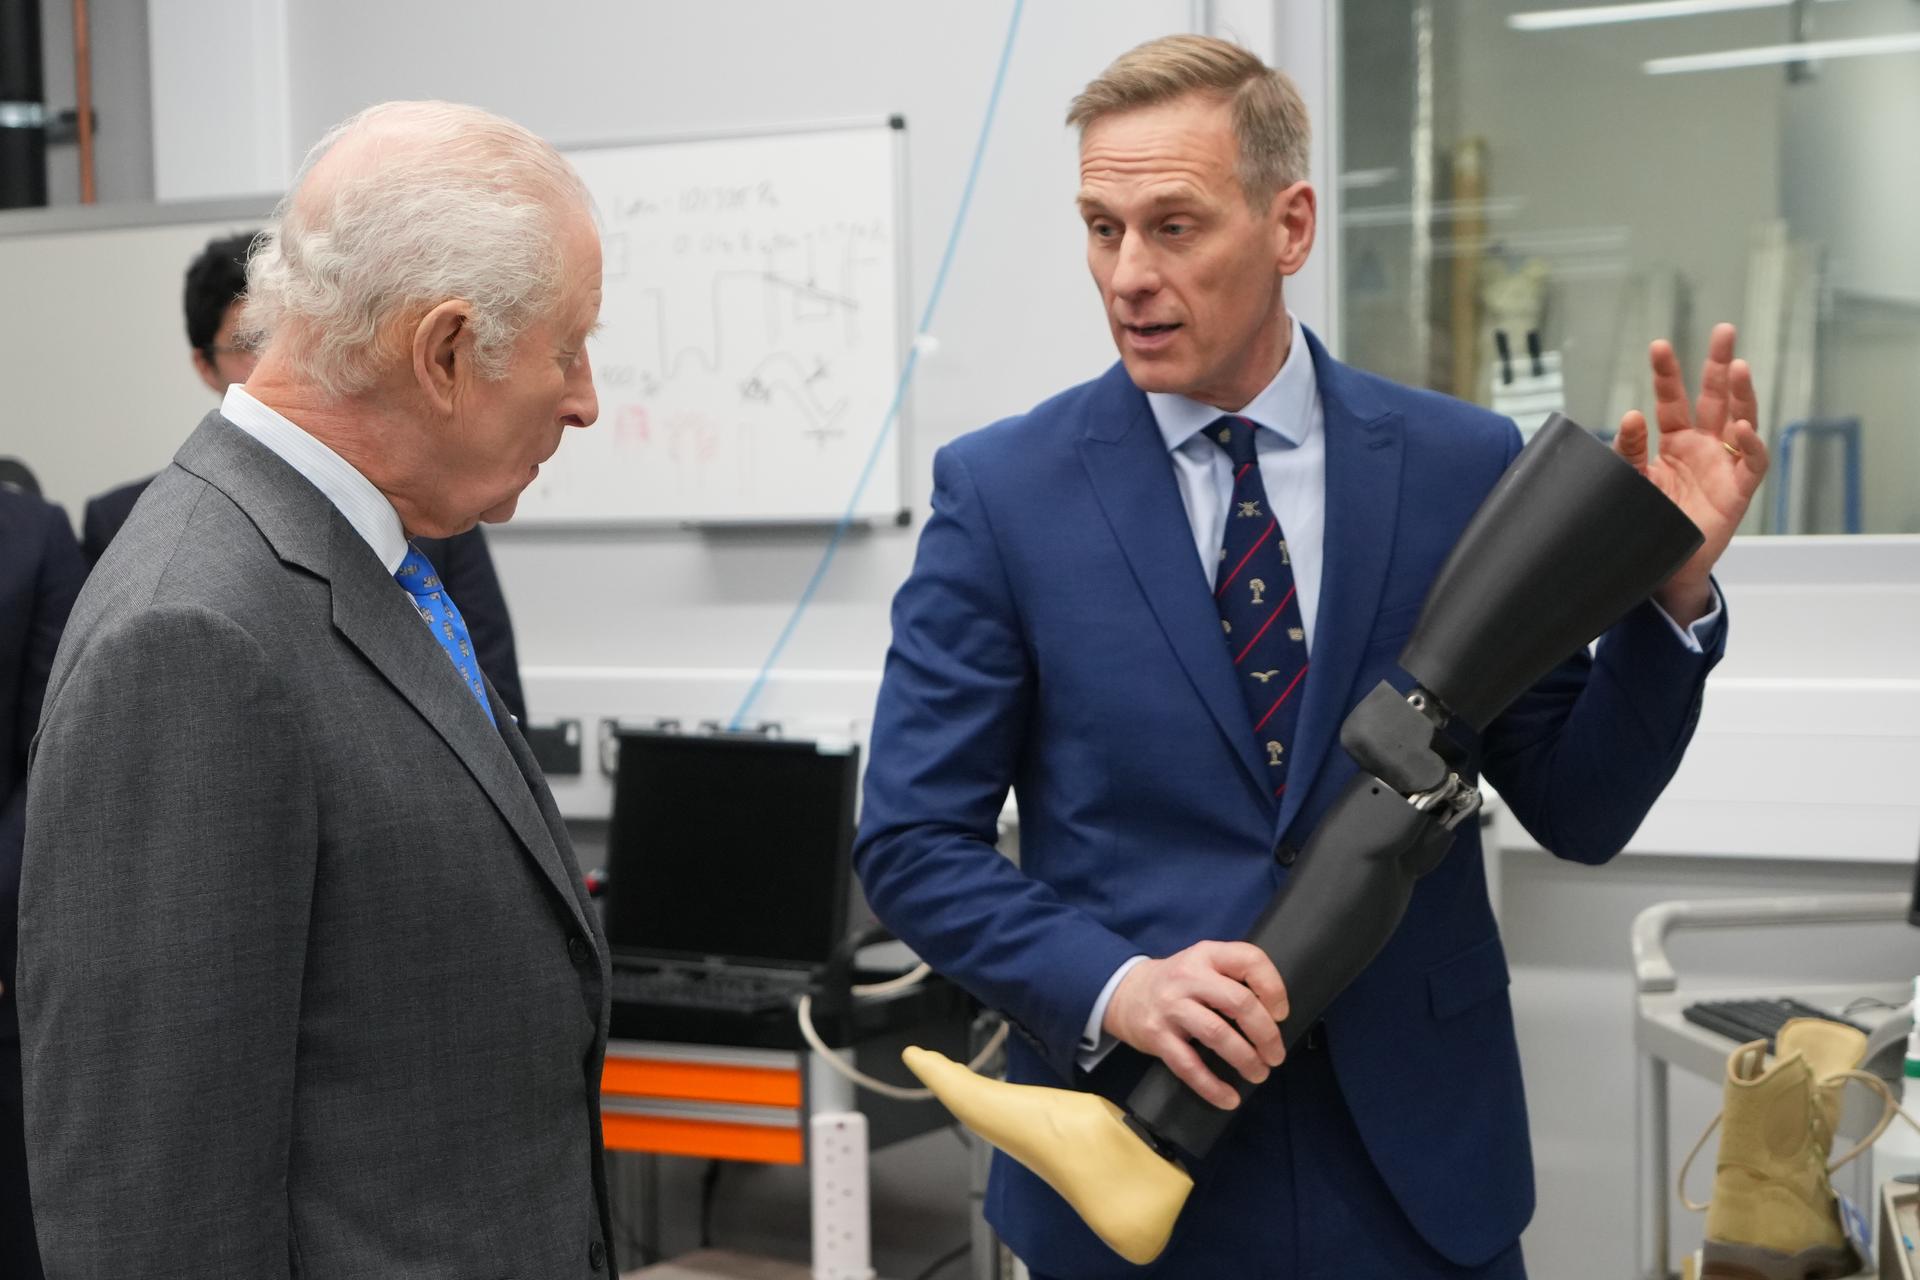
[517,123,908,524]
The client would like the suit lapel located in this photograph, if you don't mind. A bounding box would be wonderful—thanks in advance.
[1078,367,1272,801]
[1278,334,1404,835]
[497,703,605,948]
[177,413,594,937]
[327,518,593,939]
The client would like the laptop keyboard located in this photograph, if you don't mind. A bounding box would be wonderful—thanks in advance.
[609,966,807,1014]
[1680,997,1870,1052]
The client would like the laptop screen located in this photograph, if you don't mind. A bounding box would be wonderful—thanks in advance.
[602,731,858,970]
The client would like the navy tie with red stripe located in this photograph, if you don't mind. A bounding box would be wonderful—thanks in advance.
[1209,416,1309,799]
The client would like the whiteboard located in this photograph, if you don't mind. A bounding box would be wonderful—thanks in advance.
[518,122,911,525]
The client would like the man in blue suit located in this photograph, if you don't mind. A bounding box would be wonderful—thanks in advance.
[855,35,1764,1279]
[0,485,86,1280]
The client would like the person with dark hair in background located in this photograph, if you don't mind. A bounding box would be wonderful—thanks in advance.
[0,462,42,499]
[82,231,529,720]
[0,487,86,1280]
[79,231,260,565]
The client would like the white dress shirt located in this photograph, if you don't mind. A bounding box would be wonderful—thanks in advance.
[220,384,409,573]
[1148,313,1328,645]
[1073,316,1724,1069]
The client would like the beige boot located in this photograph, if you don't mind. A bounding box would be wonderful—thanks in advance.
[1682,1017,1869,1280]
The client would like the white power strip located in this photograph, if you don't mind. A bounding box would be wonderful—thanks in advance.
[809,1110,876,1280]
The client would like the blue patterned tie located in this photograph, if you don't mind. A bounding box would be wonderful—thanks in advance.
[395,545,495,725]
[1210,416,1309,800]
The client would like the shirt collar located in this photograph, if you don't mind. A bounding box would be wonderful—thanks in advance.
[1146,312,1315,453]
[220,384,411,574]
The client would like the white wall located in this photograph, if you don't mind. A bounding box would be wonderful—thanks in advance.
[147,0,292,201]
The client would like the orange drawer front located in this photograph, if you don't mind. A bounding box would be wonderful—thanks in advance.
[601,1113,804,1165]
[601,1057,803,1108]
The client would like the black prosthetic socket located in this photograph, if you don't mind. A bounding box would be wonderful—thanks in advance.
[1401,415,1706,733]
[1122,416,1705,1167]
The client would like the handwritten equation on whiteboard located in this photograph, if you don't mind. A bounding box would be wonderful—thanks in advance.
[523,128,905,524]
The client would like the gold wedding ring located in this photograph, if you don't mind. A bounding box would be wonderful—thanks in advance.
[1721,439,1741,458]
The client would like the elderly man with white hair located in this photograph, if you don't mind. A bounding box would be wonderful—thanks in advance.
[19,101,610,1277]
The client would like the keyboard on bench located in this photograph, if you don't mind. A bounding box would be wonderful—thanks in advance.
[1681,997,1870,1052]
[609,966,807,1014]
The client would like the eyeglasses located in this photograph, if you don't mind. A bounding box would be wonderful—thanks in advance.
[205,344,253,359]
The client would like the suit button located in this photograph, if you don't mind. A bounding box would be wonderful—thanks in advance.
[568,935,591,967]
[1274,841,1299,867]
[589,1240,606,1271]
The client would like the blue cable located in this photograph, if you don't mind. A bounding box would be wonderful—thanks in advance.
[729,0,1025,729]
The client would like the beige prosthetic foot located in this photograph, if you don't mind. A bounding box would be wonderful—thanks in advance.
[902,1046,1193,1265]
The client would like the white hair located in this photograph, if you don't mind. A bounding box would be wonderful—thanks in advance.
[244,100,591,399]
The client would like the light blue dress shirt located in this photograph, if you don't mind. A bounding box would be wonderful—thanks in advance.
[1073,316,1724,1069]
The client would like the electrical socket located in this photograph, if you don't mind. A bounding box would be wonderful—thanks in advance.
[808,1110,875,1280]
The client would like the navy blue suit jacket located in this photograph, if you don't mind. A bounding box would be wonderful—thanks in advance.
[1,490,85,1046]
[83,476,528,722]
[855,333,1719,1274]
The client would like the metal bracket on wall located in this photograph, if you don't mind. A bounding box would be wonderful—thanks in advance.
[2,105,100,144]
[43,107,96,145]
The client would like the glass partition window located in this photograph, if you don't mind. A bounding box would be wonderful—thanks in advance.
[1337,0,1920,534]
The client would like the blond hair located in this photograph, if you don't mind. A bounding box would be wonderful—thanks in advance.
[1066,35,1310,207]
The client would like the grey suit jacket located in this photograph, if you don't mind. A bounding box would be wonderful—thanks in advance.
[19,413,615,1279]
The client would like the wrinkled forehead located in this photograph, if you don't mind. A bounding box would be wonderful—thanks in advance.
[1075,98,1236,179]
[1076,100,1240,208]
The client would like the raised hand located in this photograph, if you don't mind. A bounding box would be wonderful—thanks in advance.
[1614,321,1769,624]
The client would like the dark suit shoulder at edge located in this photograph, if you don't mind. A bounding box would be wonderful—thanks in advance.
[0,485,74,544]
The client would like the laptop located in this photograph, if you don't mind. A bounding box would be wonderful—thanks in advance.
[601,731,859,1015]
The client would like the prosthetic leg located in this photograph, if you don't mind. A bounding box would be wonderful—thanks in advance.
[902,416,1706,1264]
